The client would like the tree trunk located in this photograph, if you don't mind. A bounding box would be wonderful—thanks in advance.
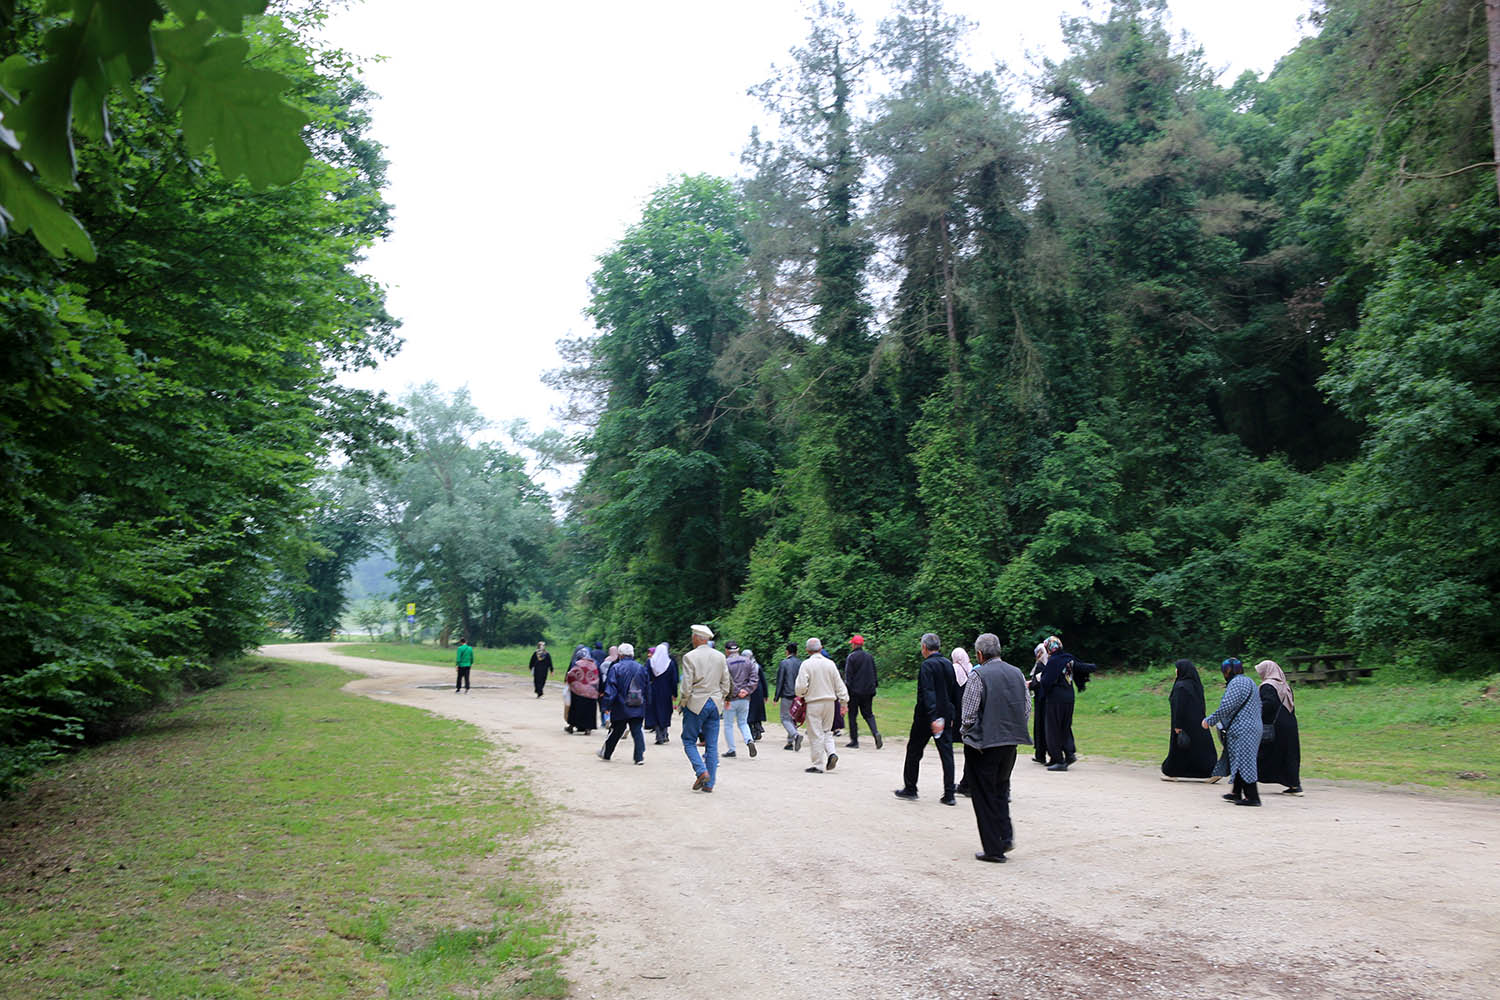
[1490,0,1500,203]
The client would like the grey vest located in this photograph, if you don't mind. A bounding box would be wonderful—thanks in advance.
[965,658,1033,750]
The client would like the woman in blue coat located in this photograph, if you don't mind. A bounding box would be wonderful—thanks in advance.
[1202,658,1261,806]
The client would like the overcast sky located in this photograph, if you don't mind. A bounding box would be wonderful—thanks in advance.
[327,0,1316,471]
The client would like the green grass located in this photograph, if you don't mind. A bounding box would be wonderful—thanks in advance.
[0,657,568,999]
[792,665,1500,794]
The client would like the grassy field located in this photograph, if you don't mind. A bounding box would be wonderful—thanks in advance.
[333,641,538,676]
[0,657,567,999]
[332,642,1500,794]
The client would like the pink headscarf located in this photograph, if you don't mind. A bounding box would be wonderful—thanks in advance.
[1255,659,1294,714]
[951,648,973,686]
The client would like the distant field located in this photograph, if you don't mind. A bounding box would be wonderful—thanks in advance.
[334,642,1500,795]
[0,658,567,999]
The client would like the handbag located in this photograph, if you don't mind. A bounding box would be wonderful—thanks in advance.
[790,695,806,725]
[1175,730,1190,749]
[1261,722,1275,743]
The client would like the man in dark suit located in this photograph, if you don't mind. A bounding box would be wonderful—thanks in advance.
[893,632,960,805]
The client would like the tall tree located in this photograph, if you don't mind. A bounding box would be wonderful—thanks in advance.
[374,386,553,647]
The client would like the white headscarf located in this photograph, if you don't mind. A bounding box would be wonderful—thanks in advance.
[649,641,671,677]
[951,648,973,686]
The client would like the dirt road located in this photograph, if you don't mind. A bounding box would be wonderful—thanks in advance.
[264,644,1499,999]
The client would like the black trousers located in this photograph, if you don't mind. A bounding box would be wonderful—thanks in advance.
[847,691,878,742]
[966,744,1016,856]
[602,717,645,762]
[1031,692,1048,761]
[455,666,470,691]
[1045,694,1075,763]
[902,717,955,795]
[532,668,548,695]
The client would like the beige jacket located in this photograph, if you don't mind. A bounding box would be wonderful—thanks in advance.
[794,653,848,704]
[679,643,731,713]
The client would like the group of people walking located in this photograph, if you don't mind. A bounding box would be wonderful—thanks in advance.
[1161,656,1303,804]
[511,627,1304,864]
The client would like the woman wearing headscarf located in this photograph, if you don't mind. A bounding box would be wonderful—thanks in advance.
[952,648,974,795]
[644,642,679,745]
[746,649,770,742]
[564,647,600,735]
[1201,658,1261,805]
[1161,659,1217,778]
[1038,635,1081,771]
[1254,660,1302,794]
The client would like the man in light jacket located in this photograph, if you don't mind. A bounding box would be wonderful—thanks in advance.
[794,638,848,774]
[960,633,1032,863]
[678,625,731,792]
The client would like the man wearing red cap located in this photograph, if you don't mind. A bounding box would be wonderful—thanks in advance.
[842,634,882,749]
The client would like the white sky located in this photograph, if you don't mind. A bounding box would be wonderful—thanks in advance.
[327,0,1317,475]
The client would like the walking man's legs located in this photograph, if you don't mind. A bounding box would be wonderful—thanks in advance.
[901,717,928,792]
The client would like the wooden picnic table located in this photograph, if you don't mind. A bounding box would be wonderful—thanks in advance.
[1285,652,1377,685]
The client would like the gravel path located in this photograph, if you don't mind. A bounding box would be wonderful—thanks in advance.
[263,644,1500,1000]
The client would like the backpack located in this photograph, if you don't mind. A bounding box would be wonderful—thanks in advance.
[625,671,644,708]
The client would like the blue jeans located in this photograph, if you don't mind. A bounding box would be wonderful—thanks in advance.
[723,698,754,751]
[681,699,721,789]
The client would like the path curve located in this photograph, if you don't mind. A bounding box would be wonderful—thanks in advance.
[262,643,1499,1000]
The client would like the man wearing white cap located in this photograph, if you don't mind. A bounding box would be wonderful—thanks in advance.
[795,638,849,773]
[678,624,731,792]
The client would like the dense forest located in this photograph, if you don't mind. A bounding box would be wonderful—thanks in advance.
[557,0,1500,672]
[2,0,1497,791]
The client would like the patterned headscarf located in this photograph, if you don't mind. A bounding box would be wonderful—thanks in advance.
[1044,635,1064,654]
[950,648,973,686]
[1254,659,1294,714]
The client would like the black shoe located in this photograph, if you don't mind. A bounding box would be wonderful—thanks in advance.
[874,732,884,749]
[564,725,573,734]
[634,760,644,766]
[783,742,795,751]
[956,784,971,797]
[747,742,757,758]
[1046,763,1068,772]
[975,852,1006,863]
[722,750,737,758]
[806,766,823,773]
[893,788,919,800]
[794,734,803,751]
[1065,755,1077,765]
[1283,787,1303,794]
[845,741,860,749]
[940,795,957,806]
[1222,793,1242,802]
[826,753,838,771]
[1032,757,1048,765]
[1000,839,1014,854]
[1234,798,1261,806]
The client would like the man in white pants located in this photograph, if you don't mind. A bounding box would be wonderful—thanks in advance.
[794,638,849,774]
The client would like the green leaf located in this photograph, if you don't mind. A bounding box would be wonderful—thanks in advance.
[163,0,268,34]
[155,27,308,188]
[3,27,84,188]
[0,147,95,259]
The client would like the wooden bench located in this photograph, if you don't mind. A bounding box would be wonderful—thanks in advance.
[1285,653,1376,685]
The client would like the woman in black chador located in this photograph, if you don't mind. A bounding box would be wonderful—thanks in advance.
[1161,659,1218,778]
[1254,659,1303,794]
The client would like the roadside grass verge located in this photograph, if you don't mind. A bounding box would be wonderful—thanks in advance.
[776,667,1500,795]
[0,657,567,999]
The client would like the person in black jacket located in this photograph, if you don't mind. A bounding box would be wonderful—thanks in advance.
[1038,635,1094,771]
[842,634,882,749]
[894,632,961,805]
